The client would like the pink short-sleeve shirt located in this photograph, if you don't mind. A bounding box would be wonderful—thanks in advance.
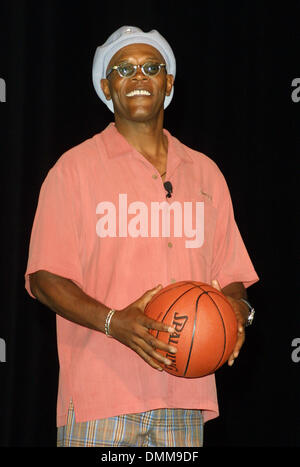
[25,123,258,426]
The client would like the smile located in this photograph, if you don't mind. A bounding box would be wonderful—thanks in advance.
[126,90,151,97]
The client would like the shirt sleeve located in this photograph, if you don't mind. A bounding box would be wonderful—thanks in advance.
[211,173,259,290]
[25,161,84,298]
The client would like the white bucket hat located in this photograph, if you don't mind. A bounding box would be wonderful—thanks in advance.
[92,26,176,112]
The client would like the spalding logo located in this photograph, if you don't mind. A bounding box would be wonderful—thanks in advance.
[165,312,188,372]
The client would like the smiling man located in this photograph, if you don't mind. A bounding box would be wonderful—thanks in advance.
[25,26,258,447]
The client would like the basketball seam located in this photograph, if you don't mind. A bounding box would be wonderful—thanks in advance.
[152,285,201,339]
[184,291,229,377]
[183,293,202,377]
[207,294,227,372]
[145,282,196,309]
[145,281,214,309]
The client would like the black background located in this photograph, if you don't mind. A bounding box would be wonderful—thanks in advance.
[0,0,299,447]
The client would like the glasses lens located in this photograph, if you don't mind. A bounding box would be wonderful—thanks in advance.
[118,63,135,77]
[143,62,161,76]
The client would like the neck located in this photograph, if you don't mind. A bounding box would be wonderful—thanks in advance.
[114,113,167,165]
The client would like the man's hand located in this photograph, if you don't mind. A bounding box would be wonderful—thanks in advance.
[109,285,177,372]
[212,279,248,366]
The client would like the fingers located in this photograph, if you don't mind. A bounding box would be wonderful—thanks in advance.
[135,347,165,371]
[133,333,177,371]
[137,318,177,367]
[228,326,245,366]
[126,322,177,371]
[225,296,247,366]
[211,279,222,292]
[211,283,247,367]
[144,316,175,334]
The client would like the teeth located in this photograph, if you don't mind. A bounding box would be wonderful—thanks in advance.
[126,89,151,97]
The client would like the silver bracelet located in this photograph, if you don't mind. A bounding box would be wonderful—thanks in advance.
[105,309,116,337]
[239,298,255,327]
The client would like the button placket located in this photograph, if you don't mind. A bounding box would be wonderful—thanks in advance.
[151,167,177,285]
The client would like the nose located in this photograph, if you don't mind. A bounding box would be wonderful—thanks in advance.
[132,65,148,80]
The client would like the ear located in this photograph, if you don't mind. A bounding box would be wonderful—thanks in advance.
[101,79,112,101]
[165,74,174,97]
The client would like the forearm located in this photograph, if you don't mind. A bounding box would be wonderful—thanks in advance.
[29,270,110,333]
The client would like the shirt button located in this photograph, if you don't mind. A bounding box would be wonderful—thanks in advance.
[167,242,173,248]
[152,174,158,179]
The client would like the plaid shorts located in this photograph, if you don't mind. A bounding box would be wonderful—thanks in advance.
[57,401,203,447]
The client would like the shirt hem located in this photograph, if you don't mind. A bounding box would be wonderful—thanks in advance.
[56,400,219,427]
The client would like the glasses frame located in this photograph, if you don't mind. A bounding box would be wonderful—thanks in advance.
[106,62,166,79]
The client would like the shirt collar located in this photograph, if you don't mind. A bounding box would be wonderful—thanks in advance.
[100,122,193,165]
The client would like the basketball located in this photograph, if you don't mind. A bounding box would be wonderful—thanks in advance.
[144,281,238,378]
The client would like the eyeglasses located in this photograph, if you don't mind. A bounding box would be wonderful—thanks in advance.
[106,62,166,79]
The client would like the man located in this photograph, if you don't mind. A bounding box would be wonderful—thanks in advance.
[25,26,258,447]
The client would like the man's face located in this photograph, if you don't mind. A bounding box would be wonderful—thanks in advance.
[101,43,174,122]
